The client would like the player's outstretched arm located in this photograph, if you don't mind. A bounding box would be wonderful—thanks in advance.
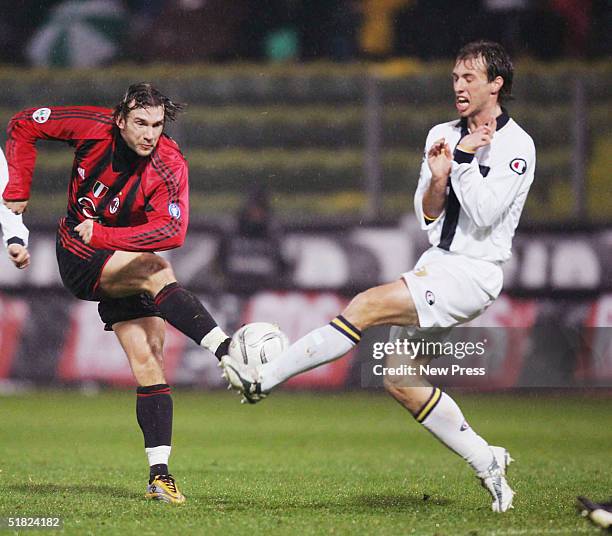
[3,106,112,203]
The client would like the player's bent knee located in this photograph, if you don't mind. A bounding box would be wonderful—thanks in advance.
[343,289,378,328]
[149,339,164,361]
[101,252,176,296]
[139,253,171,276]
[139,255,176,294]
[344,281,418,330]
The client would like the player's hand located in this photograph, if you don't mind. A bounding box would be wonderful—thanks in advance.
[427,138,452,180]
[457,116,497,153]
[7,243,30,269]
[3,200,28,215]
[75,219,94,244]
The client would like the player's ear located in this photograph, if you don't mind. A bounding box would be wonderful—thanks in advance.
[491,76,504,97]
[115,113,126,130]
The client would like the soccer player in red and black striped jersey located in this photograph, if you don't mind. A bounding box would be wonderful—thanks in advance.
[2,83,233,504]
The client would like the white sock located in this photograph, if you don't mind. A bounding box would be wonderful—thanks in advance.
[417,389,493,474]
[200,326,229,354]
[260,316,361,392]
[145,445,172,467]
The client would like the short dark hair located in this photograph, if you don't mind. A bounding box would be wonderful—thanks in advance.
[456,40,513,104]
[113,83,185,122]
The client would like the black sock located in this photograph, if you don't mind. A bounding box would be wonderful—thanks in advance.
[154,283,222,347]
[150,463,169,481]
[136,384,173,480]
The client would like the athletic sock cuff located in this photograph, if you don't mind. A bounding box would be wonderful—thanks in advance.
[214,337,231,360]
[200,326,231,358]
[137,384,171,396]
[154,282,180,306]
[329,315,362,344]
[415,387,442,423]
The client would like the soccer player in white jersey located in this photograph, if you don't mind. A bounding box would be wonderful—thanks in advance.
[0,147,30,269]
[222,40,536,513]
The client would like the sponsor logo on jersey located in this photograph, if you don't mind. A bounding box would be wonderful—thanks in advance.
[168,203,181,219]
[92,181,109,198]
[109,197,120,214]
[77,196,99,220]
[413,267,428,277]
[77,167,86,180]
[509,158,527,175]
[32,107,51,124]
[425,290,435,305]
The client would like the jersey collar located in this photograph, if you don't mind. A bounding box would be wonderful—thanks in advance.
[113,128,143,172]
[458,107,510,133]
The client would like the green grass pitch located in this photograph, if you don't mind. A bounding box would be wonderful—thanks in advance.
[1,390,610,535]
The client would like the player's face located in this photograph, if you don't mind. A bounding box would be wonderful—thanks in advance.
[452,55,501,119]
[117,105,165,156]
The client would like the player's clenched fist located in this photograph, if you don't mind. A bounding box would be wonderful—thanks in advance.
[7,243,30,269]
[75,219,94,244]
[3,200,28,215]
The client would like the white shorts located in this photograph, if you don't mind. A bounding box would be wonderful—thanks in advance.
[391,247,503,340]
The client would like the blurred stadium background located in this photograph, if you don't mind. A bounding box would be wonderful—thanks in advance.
[0,0,609,391]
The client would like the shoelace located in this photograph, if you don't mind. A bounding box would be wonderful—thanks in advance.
[156,474,178,493]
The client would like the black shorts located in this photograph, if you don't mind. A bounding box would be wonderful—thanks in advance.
[56,219,163,330]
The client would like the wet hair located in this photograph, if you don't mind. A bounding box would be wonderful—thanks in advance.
[113,83,185,122]
[456,40,514,104]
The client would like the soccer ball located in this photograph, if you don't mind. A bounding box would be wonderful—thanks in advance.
[228,322,289,368]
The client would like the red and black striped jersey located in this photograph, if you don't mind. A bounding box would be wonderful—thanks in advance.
[3,106,189,252]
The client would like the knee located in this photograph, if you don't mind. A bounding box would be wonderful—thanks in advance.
[148,339,164,365]
[140,253,172,277]
[139,254,175,293]
[133,357,165,386]
[344,289,377,327]
[129,346,165,386]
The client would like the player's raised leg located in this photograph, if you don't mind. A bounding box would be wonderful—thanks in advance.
[265,280,418,390]
[100,250,231,359]
[113,316,185,504]
[221,280,417,401]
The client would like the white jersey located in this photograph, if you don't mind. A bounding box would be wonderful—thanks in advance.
[414,111,536,263]
[0,147,29,248]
